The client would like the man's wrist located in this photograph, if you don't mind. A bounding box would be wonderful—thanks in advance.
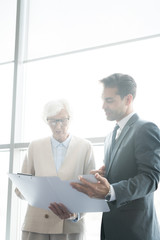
[105,185,116,202]
[105,185,111,202]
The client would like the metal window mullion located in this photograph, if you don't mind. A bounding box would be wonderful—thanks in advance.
[0,137,105,151]
[23,33,160,64]
[5,0,29,240]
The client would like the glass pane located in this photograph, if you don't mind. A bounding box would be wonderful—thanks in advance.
[10,149,28,240]
[0,0,16,63]
[23,37,160,142]
[0,64,14,144]
[93,145,104,169]
[0,151,9,240]
[27,0,160,60]
[85,212,102,240]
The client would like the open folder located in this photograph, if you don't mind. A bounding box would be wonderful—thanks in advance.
[9,173,110,213]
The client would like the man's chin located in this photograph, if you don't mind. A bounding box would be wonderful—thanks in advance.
[106,115,115,121]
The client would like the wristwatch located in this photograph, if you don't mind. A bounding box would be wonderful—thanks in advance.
[105,185,111,202]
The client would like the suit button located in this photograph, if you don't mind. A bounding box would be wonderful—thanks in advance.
[44,214,49,218]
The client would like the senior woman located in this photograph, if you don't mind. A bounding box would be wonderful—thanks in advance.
[15,99,95,240]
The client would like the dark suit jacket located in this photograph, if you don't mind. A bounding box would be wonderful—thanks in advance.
[102,114,160,240]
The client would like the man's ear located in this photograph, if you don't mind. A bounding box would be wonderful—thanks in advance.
[125,94,133,105]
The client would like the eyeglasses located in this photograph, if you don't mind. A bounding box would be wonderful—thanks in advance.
[47,118,70,126]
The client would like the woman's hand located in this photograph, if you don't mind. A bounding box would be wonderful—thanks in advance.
[49,202,77,220]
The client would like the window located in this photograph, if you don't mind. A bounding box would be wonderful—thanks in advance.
[0,0,160,239]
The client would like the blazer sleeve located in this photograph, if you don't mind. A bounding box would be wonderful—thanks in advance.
[15,141,35,199]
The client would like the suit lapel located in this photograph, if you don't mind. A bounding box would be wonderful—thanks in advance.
[104,134,112,170]
[105,114,139,176]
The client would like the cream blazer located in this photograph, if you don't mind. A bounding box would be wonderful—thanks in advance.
[16,136,95,234]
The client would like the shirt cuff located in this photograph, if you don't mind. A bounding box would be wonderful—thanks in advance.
[71,213,80,222]
[109,184,116,201]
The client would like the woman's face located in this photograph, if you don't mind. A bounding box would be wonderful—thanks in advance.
[47,109,70,142]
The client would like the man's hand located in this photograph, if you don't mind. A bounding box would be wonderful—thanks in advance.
[70,173,110,199]
[49,203,77,220]
[90,165,106,177]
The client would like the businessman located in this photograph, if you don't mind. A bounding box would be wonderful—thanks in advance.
[71,73,160,240]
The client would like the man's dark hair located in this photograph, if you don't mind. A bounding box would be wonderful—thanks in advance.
[100,73,137,99]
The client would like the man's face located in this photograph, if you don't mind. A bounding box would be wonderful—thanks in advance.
[47,109,70,142]
[102,87,130,122]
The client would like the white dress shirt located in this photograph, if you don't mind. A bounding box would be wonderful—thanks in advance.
[51,135,72,172]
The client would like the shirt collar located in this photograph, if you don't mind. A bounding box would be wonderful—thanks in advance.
[117,112,135,130]
[51,134,72,148]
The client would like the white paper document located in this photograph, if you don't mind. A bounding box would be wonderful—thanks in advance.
[8,173,110,213]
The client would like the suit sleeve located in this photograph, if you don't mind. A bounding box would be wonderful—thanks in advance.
[112,122,160,208]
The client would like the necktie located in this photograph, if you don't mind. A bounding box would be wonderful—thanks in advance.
[111,124,119,151]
